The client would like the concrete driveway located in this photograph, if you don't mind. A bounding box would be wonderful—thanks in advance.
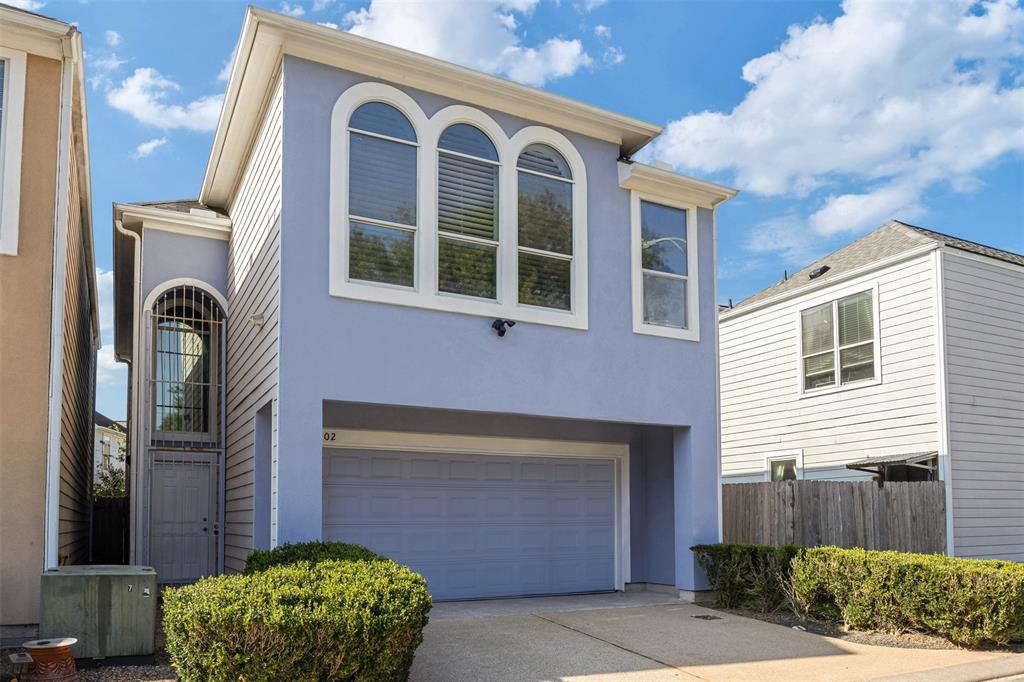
[411,593,1024,682]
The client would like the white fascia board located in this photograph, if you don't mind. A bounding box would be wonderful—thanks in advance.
[115,203,232,240]
[720,242,940,323]
[617,162,738,209]
[0,6,71,59]
[200,6,662,206]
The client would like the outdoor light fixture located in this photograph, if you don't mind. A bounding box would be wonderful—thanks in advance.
[249,314,265,327]
[491,319,516,337]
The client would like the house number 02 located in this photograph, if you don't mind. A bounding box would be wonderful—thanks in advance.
[323,432,338,443]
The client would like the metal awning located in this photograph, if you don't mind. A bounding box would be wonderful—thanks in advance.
[846,451,938,475]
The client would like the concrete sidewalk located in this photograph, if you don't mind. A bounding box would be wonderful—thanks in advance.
[411,594,1024,682]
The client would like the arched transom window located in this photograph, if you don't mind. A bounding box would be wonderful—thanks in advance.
[516,143,574,311]
[151,286,224,447]
[347,101,418,288]
[437,123,499,299]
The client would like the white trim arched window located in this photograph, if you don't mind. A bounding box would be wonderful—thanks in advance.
[329,84,588,330]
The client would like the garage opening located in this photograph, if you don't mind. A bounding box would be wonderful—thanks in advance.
[322,429,628,601]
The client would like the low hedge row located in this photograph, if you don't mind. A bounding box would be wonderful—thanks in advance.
[792,546,1024,646]
[693,543,1024,646]
[245,540,380,573]
[163,542,432,681]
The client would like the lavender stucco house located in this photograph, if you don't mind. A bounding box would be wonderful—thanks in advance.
[112,6,737,600]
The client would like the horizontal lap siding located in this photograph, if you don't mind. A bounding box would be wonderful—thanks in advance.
[223,78,282,573]
[58,145,95,565]
[721,254,940,481]
[943,252,1024,561]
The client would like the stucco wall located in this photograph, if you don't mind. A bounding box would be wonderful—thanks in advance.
[274,57,721,589]
[0,54,61,626]
[141,229,229,302]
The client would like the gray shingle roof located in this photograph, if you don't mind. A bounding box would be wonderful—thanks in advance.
[728,220,1023,312]
[132,199,227,217]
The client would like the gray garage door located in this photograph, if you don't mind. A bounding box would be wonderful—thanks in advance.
[322,448,616,601]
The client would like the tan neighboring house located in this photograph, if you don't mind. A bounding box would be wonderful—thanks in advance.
[93,411,126,483]
[0,5,99,630]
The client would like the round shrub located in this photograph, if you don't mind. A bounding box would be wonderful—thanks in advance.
[245,540,380,574]
[163,559,432,682]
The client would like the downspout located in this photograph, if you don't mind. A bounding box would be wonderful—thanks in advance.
[932,248,955,556]
[114,218,142,563]
[43,33,77,569]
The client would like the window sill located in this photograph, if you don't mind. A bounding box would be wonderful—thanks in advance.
[797,377,881,400]
[632,321,699,341]
[329,279,589,330]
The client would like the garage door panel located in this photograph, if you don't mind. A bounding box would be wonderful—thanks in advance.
[322,448,617,600]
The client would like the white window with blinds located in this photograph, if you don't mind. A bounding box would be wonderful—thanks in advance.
[798,286,880,395]
[0,46,27,256]
[330,82,589,329]
[629,192,700,341]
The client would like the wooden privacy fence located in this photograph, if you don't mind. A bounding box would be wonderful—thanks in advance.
[722,481,946,553]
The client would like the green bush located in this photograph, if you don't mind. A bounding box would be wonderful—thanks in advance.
[692,543,801,611]
[792,547,1024,646]
[245,540,380,574]
[163,559,432,681]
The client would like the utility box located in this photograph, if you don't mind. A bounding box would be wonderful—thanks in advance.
[40,565,157,660]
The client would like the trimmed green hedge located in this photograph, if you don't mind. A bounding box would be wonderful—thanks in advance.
[164,559,432,681]
[245,540,380,574]
[692,543,800,611]
[792,547,1024,646]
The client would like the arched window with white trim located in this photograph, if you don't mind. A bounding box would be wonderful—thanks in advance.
[347,101,418,288]
[516,143,574,311]
[437,123,500,299]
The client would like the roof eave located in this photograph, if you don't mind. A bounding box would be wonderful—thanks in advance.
[617,161,738,208]
[200,6,663,207]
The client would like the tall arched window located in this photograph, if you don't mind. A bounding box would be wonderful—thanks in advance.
[151,286,224,447]
[437,123,499,299]
[516,144,573,311]
[347,101,418,288]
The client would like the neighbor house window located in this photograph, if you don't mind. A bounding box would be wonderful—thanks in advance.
[800,290,875,391]
[347,101,418,288]
[437,123,499,299]
[770,459,797,481]
[766,451,803,481]
[0,47,27,256]
[517,144,573,310]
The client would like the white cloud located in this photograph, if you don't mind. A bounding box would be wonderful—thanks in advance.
[594,24,611,39]
[5,0,46,10]
[107,68,223,132]
[217,49,235,82]
[94,268,126,389]
[603,45,624,65]
[650,0,1024,245]
[318,21,340,29]
[105,30,121,47]
[133,137,167,159]
[344,0,592,86]
[576,0,607,12]
[280,1,306,17]
[312,0,335,10]
[87,52,128,90]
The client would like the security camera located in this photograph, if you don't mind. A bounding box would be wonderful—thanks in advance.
[491,319,516,337]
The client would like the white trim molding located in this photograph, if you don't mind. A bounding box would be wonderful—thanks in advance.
[143,277,230,315]
[765,449,804,481]
[931,249,955,556]
[795,280,882,399]
[617,161,737,210]
[629,191,700,341]
[0,46,27,256]
[322,428,631,590]
[114,203,232,241]
[329,81,589,330]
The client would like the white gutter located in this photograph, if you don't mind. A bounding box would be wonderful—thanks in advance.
[44,34,77,569]
[114,218,142,564]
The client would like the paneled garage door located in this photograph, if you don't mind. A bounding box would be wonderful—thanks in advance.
[322,437,620,601]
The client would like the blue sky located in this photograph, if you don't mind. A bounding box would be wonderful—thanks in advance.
[17,0,1022,418]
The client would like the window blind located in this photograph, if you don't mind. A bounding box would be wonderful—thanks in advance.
[838,291,873,346]
[349,133,417,226]
[438,153,497,240]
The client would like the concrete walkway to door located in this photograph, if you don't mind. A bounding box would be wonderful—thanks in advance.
[411,593,1024,682]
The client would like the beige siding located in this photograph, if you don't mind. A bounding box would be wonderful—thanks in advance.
[943,251,1024,561]
[721,254,941,482]
[56,140,95,565]
[223,77,282,573]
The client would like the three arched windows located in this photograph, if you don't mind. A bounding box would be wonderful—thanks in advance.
[342,99,582,318]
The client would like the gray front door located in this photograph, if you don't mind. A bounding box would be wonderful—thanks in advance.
[323,448,616,601]
[151,460,216,583]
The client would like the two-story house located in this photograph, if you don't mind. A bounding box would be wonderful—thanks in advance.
[720,220,1024,561]
[111,6,736,600]
[0,5,98,631]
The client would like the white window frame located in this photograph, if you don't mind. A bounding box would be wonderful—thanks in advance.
[0,47,27,256]
[629,191,700,341]
[795,281,882,398]
[765,449,804,481]
[329,82,589,330]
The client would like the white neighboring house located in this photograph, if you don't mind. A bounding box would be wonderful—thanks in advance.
[94,412,126,484]
[720,220,1024,561]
